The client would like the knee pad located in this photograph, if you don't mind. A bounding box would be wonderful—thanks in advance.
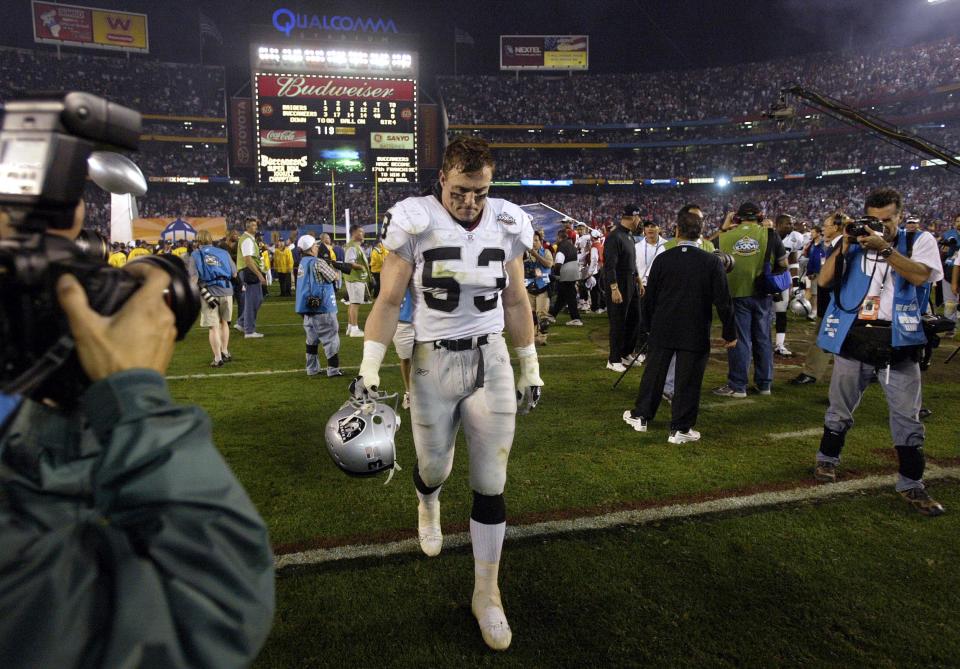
[775,312,787,333]
[819,426,847,459]
[895,446,925,482]
[306,343,319,355]
[471,491,506,525]
[413,465,442,495]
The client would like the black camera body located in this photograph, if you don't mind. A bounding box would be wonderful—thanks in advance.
[0,93,198,405]
[845,216,886,238]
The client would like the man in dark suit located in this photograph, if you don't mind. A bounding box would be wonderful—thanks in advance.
[623,209,737,443]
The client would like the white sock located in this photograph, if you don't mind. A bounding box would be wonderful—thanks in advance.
[776,332,785,347]
[470,519,505,564]
[416,487,441,506]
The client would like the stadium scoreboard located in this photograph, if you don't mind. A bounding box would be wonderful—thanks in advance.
[252,46,418,185]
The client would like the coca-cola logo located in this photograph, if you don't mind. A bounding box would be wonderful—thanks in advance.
[260,129,307,147]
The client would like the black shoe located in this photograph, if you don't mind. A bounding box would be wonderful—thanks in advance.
[918,408,932,420]
[221,352,232,363]
[210,359,224,368]
[789,373,817,386]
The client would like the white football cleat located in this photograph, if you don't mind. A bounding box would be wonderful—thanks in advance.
[402,391,411,409]
[668,429,701,444]
[472,585,512,651]
[349,327,365,338]
[774,344,793,357]
[417,501,442,557]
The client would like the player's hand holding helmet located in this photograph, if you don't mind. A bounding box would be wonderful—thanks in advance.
[515,343,544,415]
[351,340,387,400]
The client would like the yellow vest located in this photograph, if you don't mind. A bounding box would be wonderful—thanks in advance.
[128,247,149,260]
[274,246,294,273]
[108,251,127,267]
[370,245,387,273]
[172,246,188,258]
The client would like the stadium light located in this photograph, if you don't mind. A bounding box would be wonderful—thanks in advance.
[717,177,730,188]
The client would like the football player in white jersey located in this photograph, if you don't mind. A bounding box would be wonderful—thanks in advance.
[351,136,543,651]
[774,214,806,356]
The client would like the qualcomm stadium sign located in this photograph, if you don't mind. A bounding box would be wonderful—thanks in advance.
[272,8,398,35]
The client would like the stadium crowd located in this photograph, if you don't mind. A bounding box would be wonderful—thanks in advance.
[0,46,226,116]
[80,171,958,239]
[440,37,960,124]
[491,128,960,179]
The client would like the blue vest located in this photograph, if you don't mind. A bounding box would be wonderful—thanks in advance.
[295,256,338,315]
[192,246,233,288]
[524,248,551,291]
[0,393,21,427]
[399,288,414,323]
[817,231,927,354]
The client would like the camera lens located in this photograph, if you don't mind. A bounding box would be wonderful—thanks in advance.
[126,254,200,340]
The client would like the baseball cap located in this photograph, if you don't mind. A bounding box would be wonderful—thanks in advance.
[622,205,641,217]
[736,202,762,219]
[642,219,659,228]
[297,234,318,251]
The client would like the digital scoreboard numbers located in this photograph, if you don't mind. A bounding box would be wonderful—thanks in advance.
[254,73,417,184]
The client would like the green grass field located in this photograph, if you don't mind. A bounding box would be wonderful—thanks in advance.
[166,293,960,667]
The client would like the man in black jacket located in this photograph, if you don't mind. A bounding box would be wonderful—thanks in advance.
[623,209,737,443]
[548,229,583,326]
[603,205,642,372]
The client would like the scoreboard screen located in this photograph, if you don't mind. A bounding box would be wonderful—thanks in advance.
[254,73,417,184]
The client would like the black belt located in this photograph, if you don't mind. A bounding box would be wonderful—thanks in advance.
[431,335,490,388]
[432,335,489,351]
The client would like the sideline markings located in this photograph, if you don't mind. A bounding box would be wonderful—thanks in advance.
[275,465,960,571]
[768,427,823,440]
[166,352,600,381]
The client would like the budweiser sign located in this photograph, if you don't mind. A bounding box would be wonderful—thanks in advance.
[260,129,307,148]
[257,74,414,101]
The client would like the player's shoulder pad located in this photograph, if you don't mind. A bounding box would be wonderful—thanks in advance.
[386,196,433,237]
[491,199,534,249]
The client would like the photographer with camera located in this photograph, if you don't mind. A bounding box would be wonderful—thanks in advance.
[813,188,945,516]
[0,93,275,667]
[190,229,237,368]
[295,234,355,377]
[713,202,788,398]
[524,230,554,346]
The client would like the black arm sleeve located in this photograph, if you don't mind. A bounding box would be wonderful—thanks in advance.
[604,234,620,287]
[712,258,736,342]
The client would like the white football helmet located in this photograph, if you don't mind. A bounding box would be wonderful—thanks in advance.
[325,393,401,482]
[790,294,813,318]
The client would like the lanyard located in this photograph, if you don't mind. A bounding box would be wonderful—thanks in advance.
[643,240,661,278]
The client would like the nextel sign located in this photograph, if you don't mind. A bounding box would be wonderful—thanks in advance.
[272,9,398,35]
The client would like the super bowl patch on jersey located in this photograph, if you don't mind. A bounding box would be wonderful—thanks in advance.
[733,236,761,255]
[496,212,519,231]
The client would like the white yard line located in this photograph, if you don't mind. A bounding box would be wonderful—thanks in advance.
[768,427,823,440]
[167,352,602,381]
[275,465,960,571]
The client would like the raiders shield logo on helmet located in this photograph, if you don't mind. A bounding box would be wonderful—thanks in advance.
[338,415,366,443]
